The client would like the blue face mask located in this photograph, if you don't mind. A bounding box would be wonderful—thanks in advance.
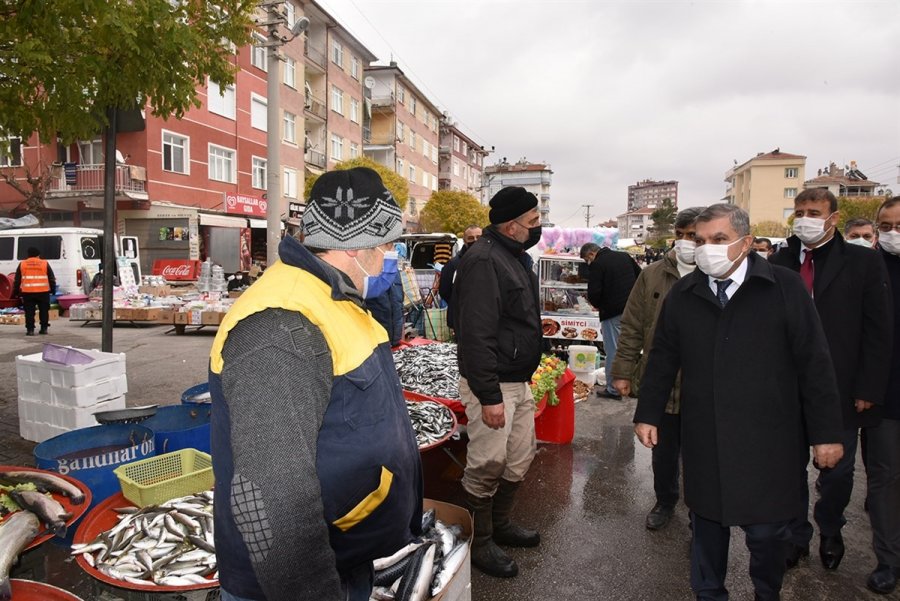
[357,248,399,299]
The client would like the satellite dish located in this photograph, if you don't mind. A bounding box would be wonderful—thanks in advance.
[364,76,375,89]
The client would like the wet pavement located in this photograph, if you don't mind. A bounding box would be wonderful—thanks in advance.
[0,319,896,600]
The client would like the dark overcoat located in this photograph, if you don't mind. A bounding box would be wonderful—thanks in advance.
[634,254,844,525]
[770,233,893,429]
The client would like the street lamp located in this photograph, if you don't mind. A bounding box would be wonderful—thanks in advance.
[261,2,309,267]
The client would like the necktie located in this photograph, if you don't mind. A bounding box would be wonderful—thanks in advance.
[800,249,814,295]
[715,279,732,307]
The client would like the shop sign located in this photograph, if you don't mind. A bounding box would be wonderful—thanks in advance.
[225,193,267,218]
[288,202,305,219]
[152,259,201,280]
[540,314,602,341]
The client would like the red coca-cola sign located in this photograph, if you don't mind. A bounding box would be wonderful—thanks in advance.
[152,259,201,280]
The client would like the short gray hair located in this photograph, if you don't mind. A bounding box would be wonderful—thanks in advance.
[843,218,873,235]
[695,203,750,236]
[674,206,706,230]
[580,242,600,260]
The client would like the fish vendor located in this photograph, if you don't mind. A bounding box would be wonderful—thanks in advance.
[454,186,544,578]
[209,167,423,601]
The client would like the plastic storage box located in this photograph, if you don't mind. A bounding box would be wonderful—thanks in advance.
[114,449,213,507]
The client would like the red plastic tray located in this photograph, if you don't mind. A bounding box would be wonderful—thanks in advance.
[0,465,92,551]
[9,579,85,601]
[73,492,218,592]
[406,397,458,452]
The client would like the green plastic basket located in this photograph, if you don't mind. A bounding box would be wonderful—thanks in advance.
[114,448,213,507]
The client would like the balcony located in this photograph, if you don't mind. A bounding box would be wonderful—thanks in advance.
[304,39,326,71]
[304,95,327,121]
[362,126,371,143]
[305,149,326,169]
[370,94,395,111]
[49,164,148,199]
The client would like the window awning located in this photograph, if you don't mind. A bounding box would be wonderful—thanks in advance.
[199,213,247,228]
[248,218,284,230]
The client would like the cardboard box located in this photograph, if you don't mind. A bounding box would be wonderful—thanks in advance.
[228,290,244,299]
[1,315,25,326]
[48,309,59,321]
[155,308,175,324]
[139,285,172,297]
[174,311,189,325]
[425,499,472,601]
[114,308,135,321]
[201,311,224,325]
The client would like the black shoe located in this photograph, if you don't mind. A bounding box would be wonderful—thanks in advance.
[494,523,540,547]
[596,389,622,400]
[867,564,899,595]
[784,542,809,570]
[471,539,518,578]
[25,330,35,336]
[645,503,675,530]
[38,328,48,335]
[491,479,540,547]
[819,534,845,570]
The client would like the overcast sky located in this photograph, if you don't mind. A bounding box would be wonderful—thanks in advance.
[316,0,900,227]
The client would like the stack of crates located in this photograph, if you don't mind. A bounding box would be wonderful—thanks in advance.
[16,347,128,442]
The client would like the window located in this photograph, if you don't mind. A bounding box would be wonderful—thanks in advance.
[432,175,438,191]
[397,158,404,174]
[431,145,437,163]
[252,157,267,189]
[16,236,62,260]
[284,1,295,26]
[251,95,267,131]
[332,40,343,67]
[78,139,103,165]
[331,134,343,160]
[409,198,417,215]
[350,142,359,159]
[397,86,405,105]
[283,111,296,143]
[410,96,417,117]
[453,159,459,176]
[350,56,360,79]
[162,131,189,174]
[784,187,797,198]
[331,86,343,115]
[423,140,430,158]
[453,135,460,152]
[284,57,296,88]
[0,237,13,260]
[251,33,267,71]
[350,98,360,123]
[208,80,235,119]
[421,170,427,186]
[0,137,22,167]
[208,144,235,183]
[785,167,798,178]
[409,165,415,182]
[284,167,298,198]
[409,130,415,150]
[397,121,404,142]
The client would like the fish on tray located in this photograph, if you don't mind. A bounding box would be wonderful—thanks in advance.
[8,490,72,538]
[393,343,460,400]
[71,490,217,587]
[405,401,455,449]
[0,469,85,505]
[0,511,41,601]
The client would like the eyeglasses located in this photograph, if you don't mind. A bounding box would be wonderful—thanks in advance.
[877,223,900,233]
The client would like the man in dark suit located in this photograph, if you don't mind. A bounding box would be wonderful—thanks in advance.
[770,188,893,572]
[438,224,482,331]
[635,203,844,601]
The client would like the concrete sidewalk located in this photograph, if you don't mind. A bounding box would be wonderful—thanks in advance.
[0,318,895,600]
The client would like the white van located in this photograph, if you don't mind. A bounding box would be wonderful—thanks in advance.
[0,227,140,296]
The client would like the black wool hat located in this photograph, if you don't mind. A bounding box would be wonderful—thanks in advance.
[302,167,403,250]
[488,186,538,225]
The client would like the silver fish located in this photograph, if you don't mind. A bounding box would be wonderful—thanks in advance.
[9,489,71,537]
[0,511,41,601]
[395,543,436,601]
[0,470,85,505]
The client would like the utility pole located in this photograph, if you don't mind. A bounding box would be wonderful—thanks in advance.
[582,204,593,228]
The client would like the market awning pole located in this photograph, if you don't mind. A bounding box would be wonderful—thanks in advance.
[101,106,118,353]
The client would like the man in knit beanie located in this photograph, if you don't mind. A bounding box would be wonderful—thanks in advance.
[209,167,423,601]
[454,186,544,579]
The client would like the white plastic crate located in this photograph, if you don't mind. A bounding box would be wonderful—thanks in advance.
[17,396,125,440]
[53,395,126,429]
[17,374,128,408]
[16,349,126,388]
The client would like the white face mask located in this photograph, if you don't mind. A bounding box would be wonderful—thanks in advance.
[695,238,746,278]
[879,231,900,255]
[793,214,834,245]
[846,237,874,249]
[673,240,696,264]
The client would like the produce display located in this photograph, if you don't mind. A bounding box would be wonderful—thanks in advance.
[405,401,456,449]
[72,491,217,588]
[529,354,567,406]
[369,508,469,601]
[393,343,460,400]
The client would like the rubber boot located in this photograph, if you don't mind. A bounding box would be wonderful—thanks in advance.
[492,479,540,547]
[467,492,518,578]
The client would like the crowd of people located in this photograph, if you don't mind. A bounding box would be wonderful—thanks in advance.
[206,165,898,601]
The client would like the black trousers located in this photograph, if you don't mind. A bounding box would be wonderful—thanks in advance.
[22,292,50,332]
[690,511,789,601]
[652,411,681,507]
[866,418,900,567]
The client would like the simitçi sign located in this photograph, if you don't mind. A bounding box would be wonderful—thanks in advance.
[225,192,267,218]
[152,259,202,280]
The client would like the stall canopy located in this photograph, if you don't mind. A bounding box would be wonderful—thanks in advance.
[248,218,284,230]
[199,213,247,228]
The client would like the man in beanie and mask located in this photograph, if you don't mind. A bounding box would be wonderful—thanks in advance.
[208,167,423,601]
[454,186,543,579]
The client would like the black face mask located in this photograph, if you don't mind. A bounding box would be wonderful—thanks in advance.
[523,225,542,250]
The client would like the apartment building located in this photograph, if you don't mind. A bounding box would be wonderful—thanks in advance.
[300,2,376,175]
[483,159,553,226]
[724,148,807,224]
[0,1,377,270]
[627,179,678,211]
[438,117,490,197]
[362,62,441,228]
[616,208,654,244]
[804,161,882,197]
